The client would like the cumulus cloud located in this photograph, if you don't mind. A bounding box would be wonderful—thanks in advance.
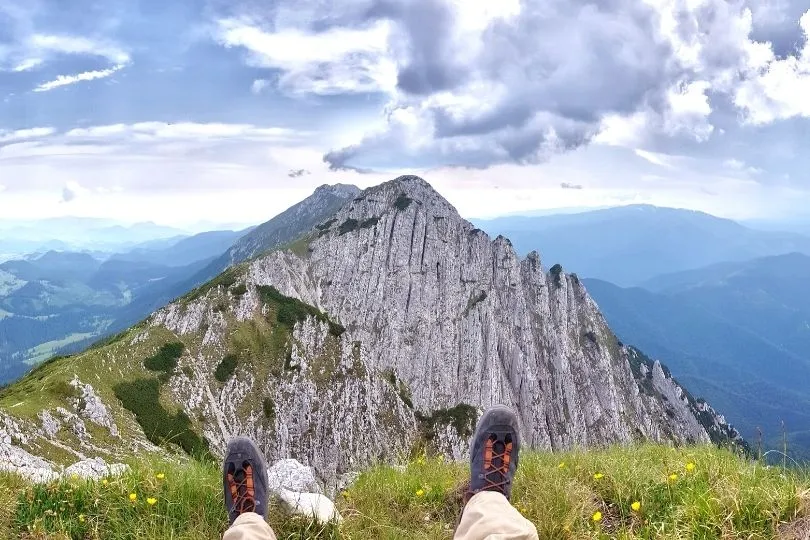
[287,169,310,178]
[303,0,810,170]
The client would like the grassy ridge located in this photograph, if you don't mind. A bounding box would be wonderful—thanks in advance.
[2,444,807,539]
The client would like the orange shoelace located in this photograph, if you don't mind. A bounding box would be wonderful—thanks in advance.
[227,463,256,514]
[482,436,513,493]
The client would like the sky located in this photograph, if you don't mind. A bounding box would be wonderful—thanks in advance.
[1,0,810,229]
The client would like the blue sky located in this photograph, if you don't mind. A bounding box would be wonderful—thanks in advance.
[1,0,809,228]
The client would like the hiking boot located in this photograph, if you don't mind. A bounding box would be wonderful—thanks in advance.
[466,404,520,502]
[223,437,269,526]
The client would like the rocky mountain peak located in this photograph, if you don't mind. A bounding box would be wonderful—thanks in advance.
[313,183,361,199]
[0,175,744,491]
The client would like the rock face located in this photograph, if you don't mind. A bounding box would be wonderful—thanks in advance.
[247,175,738,450]
[0,175,742,491]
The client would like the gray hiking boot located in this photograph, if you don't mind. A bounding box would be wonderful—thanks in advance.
[223,437,269,526]
[466,405,520,502]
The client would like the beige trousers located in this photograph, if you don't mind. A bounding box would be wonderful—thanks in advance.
[222,492,538,540]
[222,513,277,540]
[454,491,539,540]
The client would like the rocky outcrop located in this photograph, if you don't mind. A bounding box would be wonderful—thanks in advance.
[246,175,733,450]
[63,458,129,480]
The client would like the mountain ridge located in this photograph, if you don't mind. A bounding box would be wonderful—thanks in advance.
[0,175,743,490]
[475,206,810,286]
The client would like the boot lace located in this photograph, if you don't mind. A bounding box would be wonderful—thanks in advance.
[227,462,256,515]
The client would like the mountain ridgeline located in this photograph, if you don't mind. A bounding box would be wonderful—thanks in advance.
[0,176,743,488]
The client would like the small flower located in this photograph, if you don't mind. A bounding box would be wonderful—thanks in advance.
[519,506,528,515]
[415,489,425,497]
[558,462,566,469]
[156,473,165,480]
[631,501,641,512]
[147,498,157,506]
[71,474,79,481]
[102,479,109,486]
[686,462,696,472]
[668,473,678,482]
[341,490,349,498]
[593,473,604,480]
[592,511,602,522]
[129,493,137,502]
[78,514,85,523]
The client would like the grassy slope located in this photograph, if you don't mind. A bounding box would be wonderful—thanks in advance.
[1,445,807,540]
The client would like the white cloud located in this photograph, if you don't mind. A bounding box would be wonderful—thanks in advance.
[12,58,43,72]
[64,122,304,141]
[34,64,126,92]
[215,18,397,95]
[734,10,810,124]
[28,34,130,65]
[0,127,56,143]
[251,79,271,94]
[634,149,680,169]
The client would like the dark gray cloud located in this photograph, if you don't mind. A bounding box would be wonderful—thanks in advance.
[287,168,310,178]
[322,0,810,172]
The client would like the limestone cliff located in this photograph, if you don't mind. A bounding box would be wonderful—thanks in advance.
[0,176,743,489]
[247,175,742,450]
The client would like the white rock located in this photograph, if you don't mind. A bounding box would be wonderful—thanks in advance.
[277,488,343,524]
[39,410,61,437]
[70,377,120,437]
[63,458,129,480]
[268,459,322,494]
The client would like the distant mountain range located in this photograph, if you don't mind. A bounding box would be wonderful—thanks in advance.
[585,252,810,456]
[475,205,810,286]
[0,185,360,386]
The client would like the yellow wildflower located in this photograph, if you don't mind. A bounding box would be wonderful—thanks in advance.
[593,473,604,480]
[341,490,349,498]
[102,479,108,486]
[416,489,425,497]
[78,514,85,523]
[631,501,641,512]
[592,511,602,522]
[129,493,137,502]
[156,473,165,480]
[558,462,566,469]
[686,462,696,472]
[147,498,157,506]
[668,473,678,482]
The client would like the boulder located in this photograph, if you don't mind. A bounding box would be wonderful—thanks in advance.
[267,459,322,494]
[276,488,343,524]
[63,458,129,480]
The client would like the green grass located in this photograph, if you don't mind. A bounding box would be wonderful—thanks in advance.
[2,444,807,539]
[22,332,103,366]
[112,378,210,458]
